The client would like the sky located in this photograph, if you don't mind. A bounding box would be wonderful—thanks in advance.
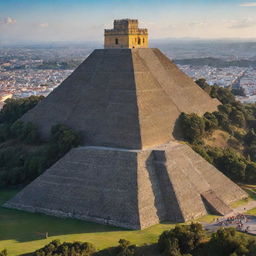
[0,0,256,44]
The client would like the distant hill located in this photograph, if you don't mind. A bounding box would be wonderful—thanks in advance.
[174,57,256,67]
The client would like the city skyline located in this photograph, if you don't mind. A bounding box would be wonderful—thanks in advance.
[0,0,256,44]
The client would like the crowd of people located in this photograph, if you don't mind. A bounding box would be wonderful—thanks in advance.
[215,214,251,233]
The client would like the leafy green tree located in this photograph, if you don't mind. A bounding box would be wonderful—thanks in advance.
[215,149,246,182]
[245,162,256,184]
[180,113,205,143]
[191,145,212,163]
[10,121,40,144]
[247,145,256,162]
[0,124,11,142]
[116,239,137,256]
[195,78,212,94]
[51,124,82,156]
[227,137,241,150]
[208,228,253,256]
[229,109,246,128]
[218,104,233,115]
[212,111,232,133]
[0,96,44,124]
[158,223,204,255]
[204,112,218,133]
[244,129,256,146]
[23,122,41,144]
[212,86,236,104]
[34,240,95,256]
[232,87,246,97]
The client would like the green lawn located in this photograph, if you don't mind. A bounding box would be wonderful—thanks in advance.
[231,186,256,208]
[246,207,256,215]
[0,189,176,256]
[196,214,218,223]
[1,188,255,256]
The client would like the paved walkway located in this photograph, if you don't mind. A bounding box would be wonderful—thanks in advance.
[202,200,256,235]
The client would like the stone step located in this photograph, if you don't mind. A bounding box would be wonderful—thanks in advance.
[201,190,232,215]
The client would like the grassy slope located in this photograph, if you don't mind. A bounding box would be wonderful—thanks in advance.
[0,189,176,256]
[203,128,244,153]
[203,129,230,148]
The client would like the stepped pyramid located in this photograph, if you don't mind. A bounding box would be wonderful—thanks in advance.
[4,19,247,229]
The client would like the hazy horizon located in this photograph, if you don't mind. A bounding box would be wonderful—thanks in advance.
[1,0,256,44]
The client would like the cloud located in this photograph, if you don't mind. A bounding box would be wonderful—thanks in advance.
[0,17,16,25]
[187,22,208,28]
[39,23,49,28]
[229,17,255,29]
[240,2,256,7]
[166,21,209,32]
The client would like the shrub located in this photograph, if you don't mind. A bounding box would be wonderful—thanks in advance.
[0,123,82,187]
[246,145,256,162]
[245,162,256,184]
[244,129,256,146]
[158,223,204,256]
[0,96,44,124]
[0,124,11,142]
[10,121,40,144]
[215,149,246,182]
[34,239,95,256]
[0,249,7,256]
[229,109,246,128]
[51,124,82,156]
[195,78,212,94]
[116,239,137,256]
[191,145,212,163]
[203,112,218,133]
[227,137,241,150]
[208,228,255,256]
[180,113,205,144]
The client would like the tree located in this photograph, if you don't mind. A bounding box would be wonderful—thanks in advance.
[229,108,246,128]
[116,239,137,256]
[158,223,204,255]
[192,145,212,163]
[247,145,256,162]
[232,87,246,97]
[213,111,232,133]
[218,104,233,115]
[208,228,253,256]
[204,112,218,133]
[215,149,246,182]
[180,113,205,144]
[245,162,256,184]
[244,129,256,146]
[212,86,236,104]
[51,124,82,156]
[10,121,40,144]
[195,78,212,94]
[0,96,44,124]
[34,240,95,256]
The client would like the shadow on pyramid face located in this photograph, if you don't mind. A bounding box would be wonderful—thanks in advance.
[145,152,184,223]
[172,115,184,141]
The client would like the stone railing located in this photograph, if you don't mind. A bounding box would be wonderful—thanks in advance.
[105,28,148,35]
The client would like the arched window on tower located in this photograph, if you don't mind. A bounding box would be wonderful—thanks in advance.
[115,38,119,45]
[138,37,141,45]
[143,38,145,44]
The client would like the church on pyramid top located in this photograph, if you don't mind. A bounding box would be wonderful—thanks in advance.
[104,19,148,49]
